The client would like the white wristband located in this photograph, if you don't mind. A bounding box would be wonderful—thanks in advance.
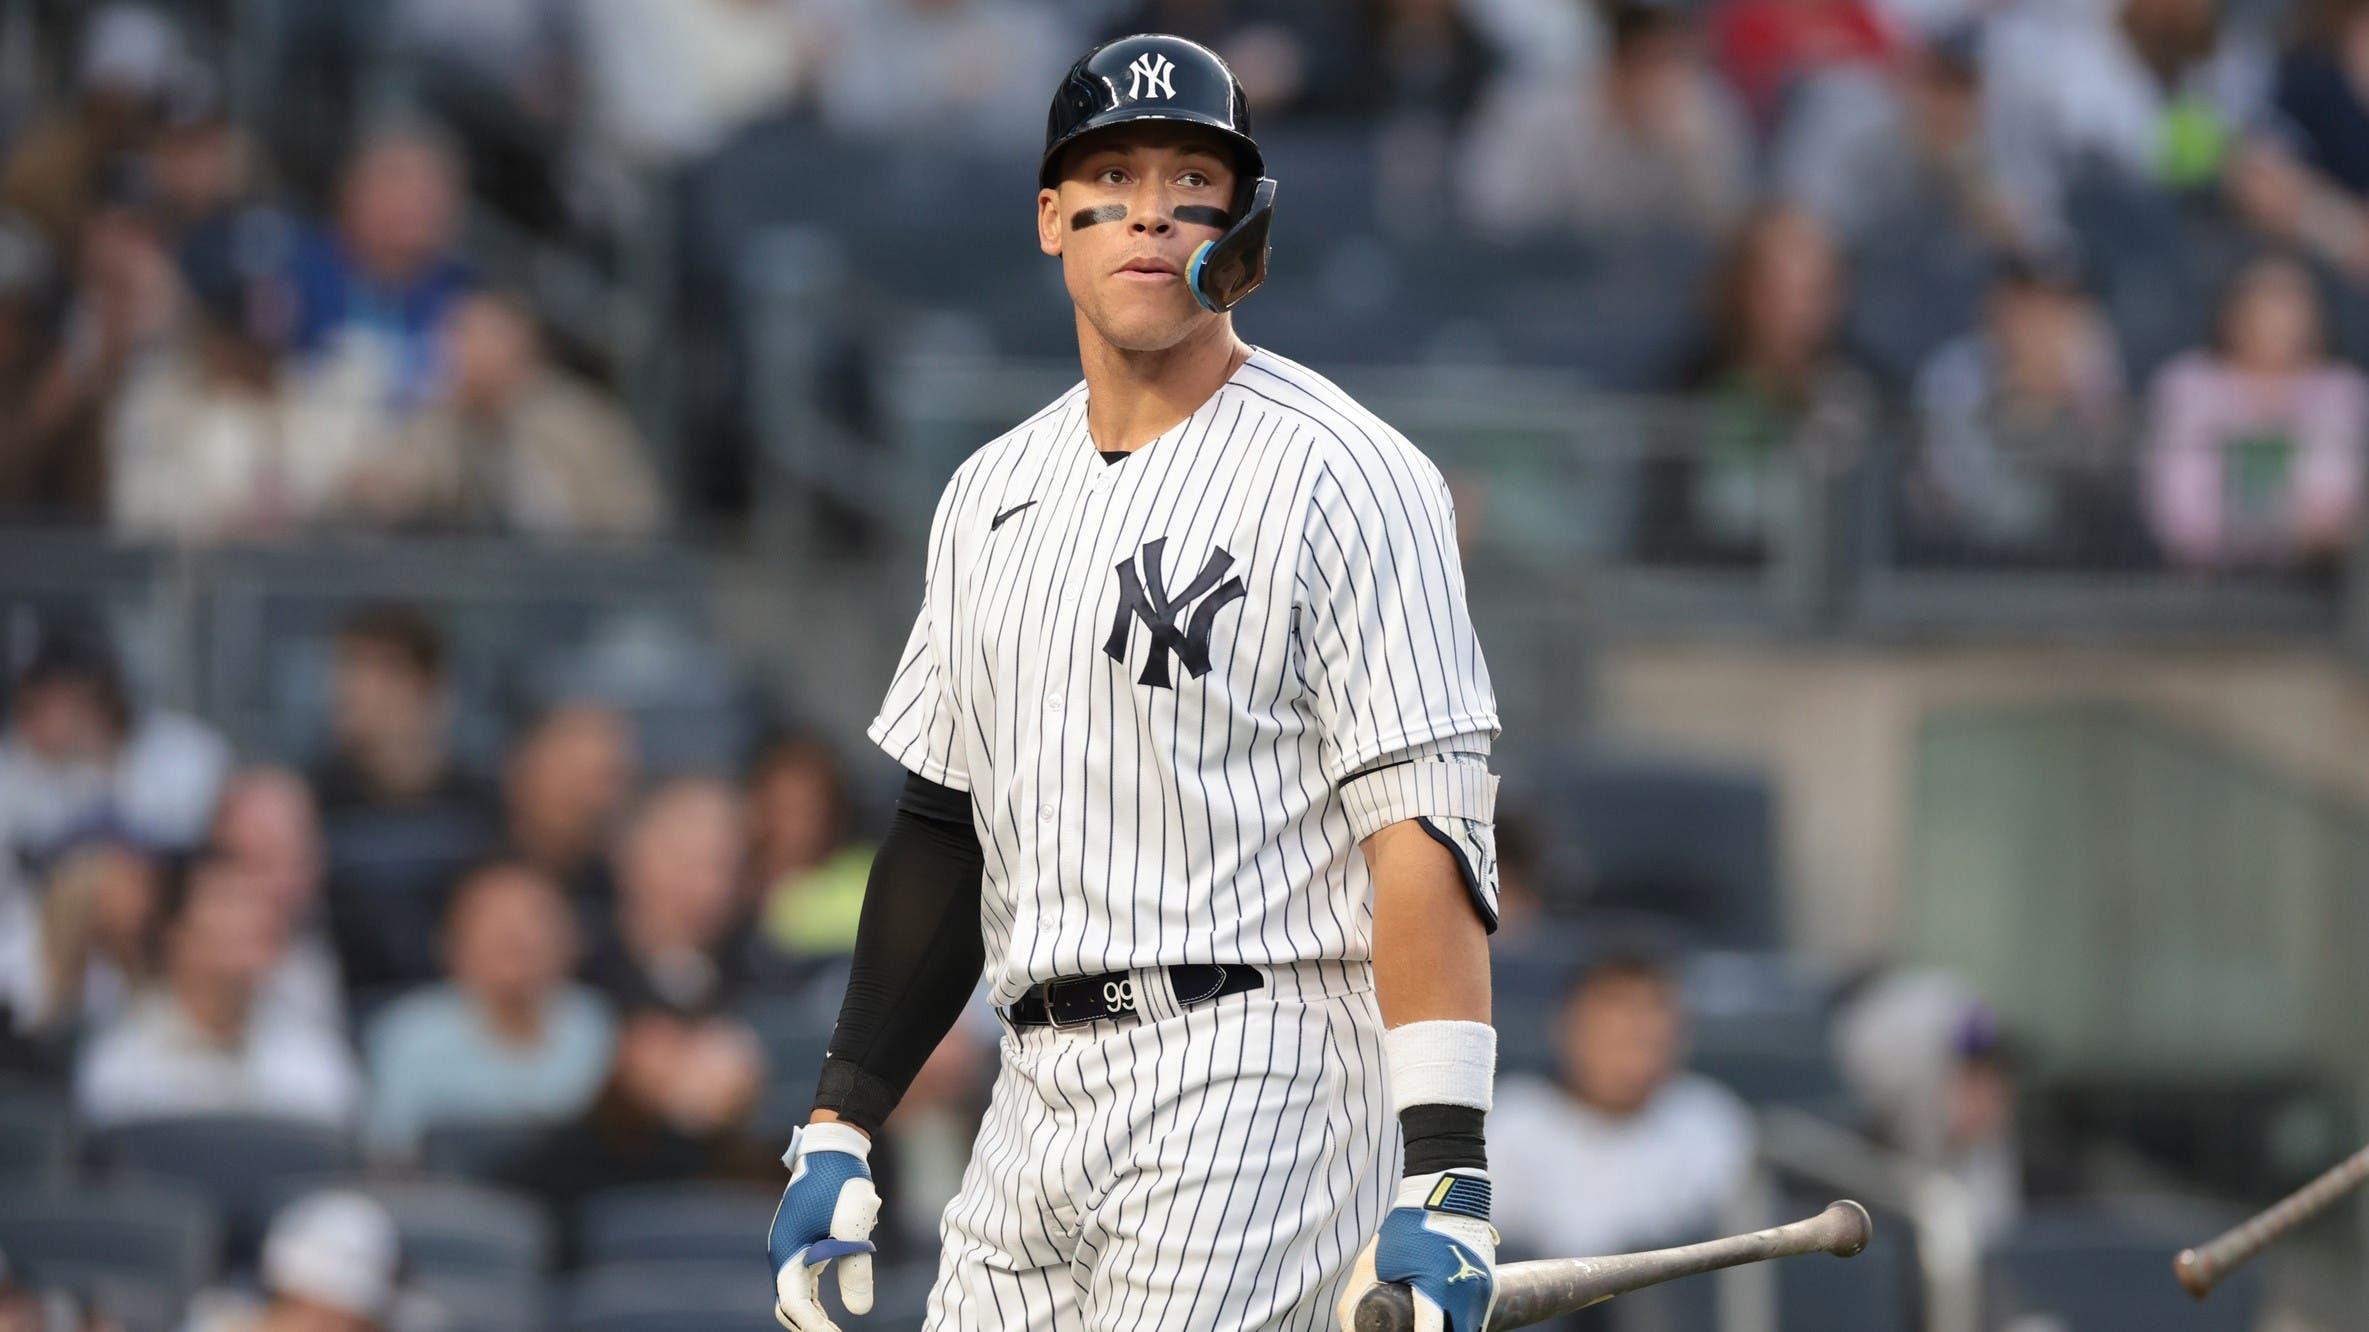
[1384,1019,1497,1115]
[784,1120,873,1167]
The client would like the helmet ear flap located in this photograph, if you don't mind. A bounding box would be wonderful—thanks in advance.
[1188,177,1276,313]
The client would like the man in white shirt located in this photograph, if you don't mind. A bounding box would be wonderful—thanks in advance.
[1491,947,1757,1259]
[76,853,360,1129]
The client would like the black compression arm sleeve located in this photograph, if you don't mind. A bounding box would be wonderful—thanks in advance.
[811,771,985,1133]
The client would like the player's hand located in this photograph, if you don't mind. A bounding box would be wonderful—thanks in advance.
[1337,1170,1498,1332]
[770,1121,882,1331]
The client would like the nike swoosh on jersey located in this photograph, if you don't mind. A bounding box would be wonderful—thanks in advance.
[991,501,1038,530]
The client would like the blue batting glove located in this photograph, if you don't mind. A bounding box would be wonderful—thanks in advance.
[770,1121,882,1332]
[1339,1170,1498,1332]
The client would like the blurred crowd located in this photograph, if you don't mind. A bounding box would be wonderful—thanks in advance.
[0,0,2359,571]
[0,4,662,543]
[0,601,998,1324]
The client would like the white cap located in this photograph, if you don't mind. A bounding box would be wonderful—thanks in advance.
[262,1191,401,1320]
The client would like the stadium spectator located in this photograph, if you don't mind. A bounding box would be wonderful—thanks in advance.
[809,0,1077,151]
[0,4,188,251]
[1708,0,1900,129]
[1640,206,1873,562]
[1982,0,2278,249]
[286,125,474,411]
[496,1001,773,1254]
[312,606,500,992]
[2142,254,2369,569]
[370,291,664,539]
[575,0,811,169]
[312,606,490,820]
[2273,0,2369,199]
[1911,258,2132,557]
[587,777,751,1016]
[364,861,614,1158]
[501,703,636,914]
[25,835,159,1035]
[0,619,230,902]
[187,1190,404,1332]
[209,767,347,1034]
[0,213,118,522]
[1492,946,1757,1258]
[75,853,361,1128]
[107,205,403,543]
[1835,968,2023,1241]
[1461,0,1750,242]
[752,736,870,963]
[2229,0,2369,279]
[1775,28,2025,250]
[140,77,256,236]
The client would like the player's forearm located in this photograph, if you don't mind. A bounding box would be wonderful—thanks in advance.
[1367,819,1493,1028]
[810,771,985,1136]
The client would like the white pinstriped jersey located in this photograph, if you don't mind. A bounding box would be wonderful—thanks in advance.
[868,347,1498,1004]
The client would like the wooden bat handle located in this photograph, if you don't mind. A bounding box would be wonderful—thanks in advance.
[1352,1201,1872,1332]
[2174,1144,2369,1299]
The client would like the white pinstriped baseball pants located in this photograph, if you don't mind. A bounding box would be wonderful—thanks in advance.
[923,963,1397,1331]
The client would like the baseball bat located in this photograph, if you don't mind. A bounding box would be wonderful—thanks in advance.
[1351,1200,1873,1332]
[2174,1143,2369,1299]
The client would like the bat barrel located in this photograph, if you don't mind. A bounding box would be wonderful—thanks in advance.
[2172,1144,2369,1300]
[1353,1201,1874,1332]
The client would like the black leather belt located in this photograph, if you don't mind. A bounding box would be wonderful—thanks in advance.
[1005,964,1263,1028]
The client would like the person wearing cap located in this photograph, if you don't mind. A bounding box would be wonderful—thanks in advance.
[186,1190,404,1332]
[0,4,191,250]
[0,621,229,1035]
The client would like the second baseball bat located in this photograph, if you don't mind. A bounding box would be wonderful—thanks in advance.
[2175,1143,2369,1299]
[1351,1200,1873,1332]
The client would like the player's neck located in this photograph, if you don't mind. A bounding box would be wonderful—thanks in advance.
[1077,315,1250,455]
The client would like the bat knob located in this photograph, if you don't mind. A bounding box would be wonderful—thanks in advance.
[1823,1200,1874,1258]
[2173,1248,2214,1300]
[1353,1283,1418,1332]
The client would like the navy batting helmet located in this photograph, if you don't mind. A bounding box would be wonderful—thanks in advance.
[1040,34,1277,314]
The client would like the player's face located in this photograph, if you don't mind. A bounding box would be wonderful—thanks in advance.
[1038,127,1238,352]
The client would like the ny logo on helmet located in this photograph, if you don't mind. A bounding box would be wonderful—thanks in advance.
[1104,538,1245,689]
[1126,52,1176,101]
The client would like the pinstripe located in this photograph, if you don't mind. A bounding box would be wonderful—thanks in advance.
[880,350,1487,1330]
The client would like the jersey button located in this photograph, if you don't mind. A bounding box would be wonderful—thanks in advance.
[1046,693,1063,713]
[1039,805,1055,823]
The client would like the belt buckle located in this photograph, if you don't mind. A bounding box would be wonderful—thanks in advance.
[1047,973,1139,1029]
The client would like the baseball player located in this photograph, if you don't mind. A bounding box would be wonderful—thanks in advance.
[768,33,1505,1332]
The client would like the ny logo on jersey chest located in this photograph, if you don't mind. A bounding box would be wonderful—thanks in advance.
[1103,538,1246,689]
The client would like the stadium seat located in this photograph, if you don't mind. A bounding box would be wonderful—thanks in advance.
[0,1091,70,1189]
[579,1182,780,1266]
[413,1271,548,1332]
[565,1261,779,1332]
[421,1120,554,1183]
[366,1178,556,1280]
[1984,1200,2262,1331]
[0,1184,221,1311]
[1521,749,1781,950]
[89,1115,358,1254]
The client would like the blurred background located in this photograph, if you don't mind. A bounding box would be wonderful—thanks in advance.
[0,0,2366,1328]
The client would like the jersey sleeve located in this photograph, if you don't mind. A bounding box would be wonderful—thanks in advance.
[1295,448,1500,787]
[867,477,973,791]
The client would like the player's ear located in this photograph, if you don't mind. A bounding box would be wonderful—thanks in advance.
[1038,187,1063,258]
